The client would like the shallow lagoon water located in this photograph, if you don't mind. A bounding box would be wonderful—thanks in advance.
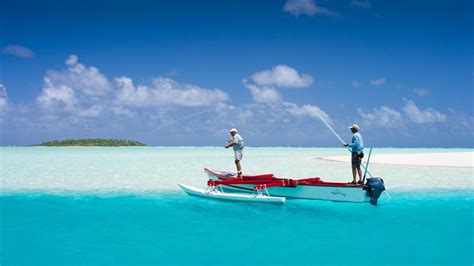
[1,147,473,265]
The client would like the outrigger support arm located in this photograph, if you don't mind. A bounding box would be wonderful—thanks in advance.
[254,181,287,190]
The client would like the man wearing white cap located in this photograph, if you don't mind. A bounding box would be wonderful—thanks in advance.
[225,128,244,178]
[344,124,364,184]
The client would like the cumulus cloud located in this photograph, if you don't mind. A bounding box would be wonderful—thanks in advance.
[35,54,227,122]
[242,79,282,104]
[357,106,403,128]
[37,77,77,111]
[0,84,8,112]
[76,105,104,118]
[111,106,136,119]
[413,88,429,97]
[244,65,314,105]
[283,0,336,16]
[370,77,386,86]
[358,100,448,128]
[251,65,314,88]
[45,55,112,97]
[282,101,331,123]
[351,0,371,8]
[402,99,447,124]
[115,76,228,108]
[2,44,35,58]
[36,55,111,118]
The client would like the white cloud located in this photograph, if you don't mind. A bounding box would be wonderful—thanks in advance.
[370,77,386,86]
[115,76,229,108]
[251,65,314,88]
[402,99,447,124]
[242,79,282,104]
[77,105,103,118]
[36,55,111,117]
[352,81,361,88]
[37,77,77,110]
[2,44,35,58]
[45,55,112,97]
[283,0,336,16]
[282,101,331,123]
[413,88,429,97]
[0,84,8,112]
[111,106,136,119]
[357,106,403,128]
[244,65,313,104]
[352,0,371,8]
[36,55,227,121]
[66,55,79,65]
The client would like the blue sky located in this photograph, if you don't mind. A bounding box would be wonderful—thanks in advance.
[0,0,472,147]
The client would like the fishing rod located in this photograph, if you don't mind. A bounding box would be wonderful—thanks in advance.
[316,113,373,178]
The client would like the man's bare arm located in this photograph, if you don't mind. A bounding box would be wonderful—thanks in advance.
[225,142,236,149]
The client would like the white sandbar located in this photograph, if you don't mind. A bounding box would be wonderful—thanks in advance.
[320,151,473,168]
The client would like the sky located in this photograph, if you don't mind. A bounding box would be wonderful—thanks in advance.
[0,0,473,147]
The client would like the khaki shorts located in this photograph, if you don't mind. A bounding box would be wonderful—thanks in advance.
[234,150,243,161]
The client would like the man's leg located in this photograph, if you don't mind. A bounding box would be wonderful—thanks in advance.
[235,160,242,178]
[357,166,363,182]
[351,167,357,183]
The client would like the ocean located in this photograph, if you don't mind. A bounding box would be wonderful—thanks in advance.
[1,147,473,265]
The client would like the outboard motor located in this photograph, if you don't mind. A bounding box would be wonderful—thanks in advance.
[365,177,385,206]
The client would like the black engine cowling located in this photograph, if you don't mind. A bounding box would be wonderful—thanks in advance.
[365,177,385,206]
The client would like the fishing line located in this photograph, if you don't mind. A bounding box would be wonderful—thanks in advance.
[143,107,242,135]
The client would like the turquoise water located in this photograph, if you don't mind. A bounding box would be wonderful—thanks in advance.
[1,147,473,265]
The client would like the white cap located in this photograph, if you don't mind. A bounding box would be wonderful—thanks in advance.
[229,128,238,133]
[348,124,359,130]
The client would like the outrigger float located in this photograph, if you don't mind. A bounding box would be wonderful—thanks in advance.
[179,114,387,205]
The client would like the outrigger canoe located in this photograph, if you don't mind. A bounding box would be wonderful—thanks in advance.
[179,116,387,205]
[179,168,385,205]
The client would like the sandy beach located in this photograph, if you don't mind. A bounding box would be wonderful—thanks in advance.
[319,151,473,168]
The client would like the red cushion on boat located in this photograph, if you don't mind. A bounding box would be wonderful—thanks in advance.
[297,177,321,185]
[242,174,274,179]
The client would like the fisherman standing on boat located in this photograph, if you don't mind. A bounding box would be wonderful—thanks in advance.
[344,124,364,184]
[225,128,244,178]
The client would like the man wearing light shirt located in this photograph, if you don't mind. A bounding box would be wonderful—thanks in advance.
[344,124,364,184]
[225,128,244,178]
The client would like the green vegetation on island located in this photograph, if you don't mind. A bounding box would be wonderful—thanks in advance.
[32,139,147,147]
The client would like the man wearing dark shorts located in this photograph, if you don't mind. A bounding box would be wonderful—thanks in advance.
[344,124,364,184]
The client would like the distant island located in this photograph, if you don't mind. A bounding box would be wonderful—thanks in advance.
[32,139,147,147]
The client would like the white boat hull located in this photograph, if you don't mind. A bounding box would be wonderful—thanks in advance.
[178,183,286,204]
[220,184,369,202]
[206,171,370,203]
